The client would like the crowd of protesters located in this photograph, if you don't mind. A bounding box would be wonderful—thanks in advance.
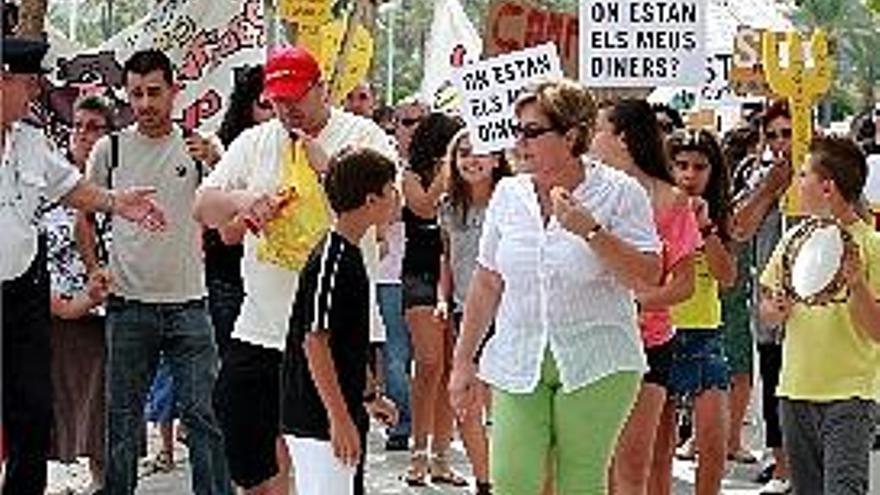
[3,25,880,495]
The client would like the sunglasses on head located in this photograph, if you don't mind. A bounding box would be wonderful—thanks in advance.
[512,123,557,140]
[765,128,793,141]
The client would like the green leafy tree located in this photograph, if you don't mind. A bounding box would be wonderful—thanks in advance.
[791,0,879,113]
[48,0,150,47]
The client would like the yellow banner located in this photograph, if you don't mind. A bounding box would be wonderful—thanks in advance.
[278,0,332,26]
[298,19,373,105]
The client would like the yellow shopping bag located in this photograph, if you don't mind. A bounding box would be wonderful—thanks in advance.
[256,141,331,271]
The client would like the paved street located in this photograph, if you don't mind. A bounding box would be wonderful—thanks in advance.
[45,419,880,494]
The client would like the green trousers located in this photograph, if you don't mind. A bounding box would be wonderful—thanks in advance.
[491,353,639,495]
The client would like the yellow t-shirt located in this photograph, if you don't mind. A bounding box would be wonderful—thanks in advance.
[670,252,722,329]
[760,220,880,401]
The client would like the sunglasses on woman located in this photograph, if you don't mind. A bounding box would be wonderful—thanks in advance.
[512,123,557,140]
[765,128,793,141]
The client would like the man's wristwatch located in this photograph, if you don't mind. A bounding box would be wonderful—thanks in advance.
[585,223,604,242]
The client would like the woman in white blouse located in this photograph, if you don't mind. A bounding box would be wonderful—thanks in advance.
[449,79,662,494]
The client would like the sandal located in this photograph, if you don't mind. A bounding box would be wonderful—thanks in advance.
[727,449,758,464]
[430,450,469,487]
[675,439,696,461]
[403,449,429,487]
[142,450,174,475]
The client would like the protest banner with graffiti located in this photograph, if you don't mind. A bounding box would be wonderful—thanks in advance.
[46,0,265,136]
[454,42,563,153]
[484,0,578,78]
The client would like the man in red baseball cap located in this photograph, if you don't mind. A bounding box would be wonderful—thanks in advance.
[194,45,398,494]
[261,45,328,139]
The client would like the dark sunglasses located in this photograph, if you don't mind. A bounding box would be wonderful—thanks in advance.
[765,128,793,141]
[513,123,557,140]
[72,122,108,134]
[255,99,273,110]
[397,117,422,128]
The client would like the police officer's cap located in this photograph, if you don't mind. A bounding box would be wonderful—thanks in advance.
[2,36,49,74]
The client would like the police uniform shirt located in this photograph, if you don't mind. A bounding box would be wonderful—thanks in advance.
[1,122,81,280]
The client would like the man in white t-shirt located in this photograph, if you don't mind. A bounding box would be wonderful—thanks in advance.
[193,45,397,494]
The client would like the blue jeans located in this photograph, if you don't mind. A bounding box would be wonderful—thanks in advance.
[145,356,176,423]
[378,283,411,438]
[207,277,244,360]
[104,296,231,495]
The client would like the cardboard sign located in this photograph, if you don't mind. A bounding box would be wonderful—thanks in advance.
[579,0,706,87]
[731,26,773,96]
[484,0,578,78]
[454,43,563,154]
[278,0,331,27]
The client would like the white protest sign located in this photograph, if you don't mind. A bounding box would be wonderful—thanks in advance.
[580,0,707,87]
[699,52,738,105]
[453,42,563,154]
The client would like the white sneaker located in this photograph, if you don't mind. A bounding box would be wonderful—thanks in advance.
[759,478,792,494]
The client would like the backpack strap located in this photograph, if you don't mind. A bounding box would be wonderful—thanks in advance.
[178,124,205,182]
[107,132,119,189]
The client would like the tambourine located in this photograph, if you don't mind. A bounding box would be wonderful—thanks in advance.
[781,217,856,306]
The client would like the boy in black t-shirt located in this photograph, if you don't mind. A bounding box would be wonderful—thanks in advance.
[282,147,399,494]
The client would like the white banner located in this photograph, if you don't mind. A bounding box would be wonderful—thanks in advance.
[52,0,265,132]
[453,43,563,154]
[579,0,707,87]
[420,0,483,110]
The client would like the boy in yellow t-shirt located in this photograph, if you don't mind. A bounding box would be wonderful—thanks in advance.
[759,137,880,494]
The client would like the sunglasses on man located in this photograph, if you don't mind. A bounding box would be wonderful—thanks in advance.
[396,116,422,128]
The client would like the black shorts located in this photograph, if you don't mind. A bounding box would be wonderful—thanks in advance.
[402,272,438,309]
[643,338,675,388]
[214,339,283,488]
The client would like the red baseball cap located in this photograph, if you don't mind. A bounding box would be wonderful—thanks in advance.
[263,45,322,101]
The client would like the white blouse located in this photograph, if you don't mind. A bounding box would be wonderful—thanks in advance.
[476,159,660,394]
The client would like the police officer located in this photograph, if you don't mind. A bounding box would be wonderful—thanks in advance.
[1,36,166,494]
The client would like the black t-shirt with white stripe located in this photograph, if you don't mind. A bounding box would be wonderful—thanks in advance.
[282,231,370,439]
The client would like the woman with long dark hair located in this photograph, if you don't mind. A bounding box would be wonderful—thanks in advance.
[656,128,736,495]
[400,112,466,486]
[591,99,700,495]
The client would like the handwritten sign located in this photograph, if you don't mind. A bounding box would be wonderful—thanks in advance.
[730,26,776,96]
[484,0,578,78]
[278,0,331,27]
[454,43,563,154]
[579,0,706,87]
